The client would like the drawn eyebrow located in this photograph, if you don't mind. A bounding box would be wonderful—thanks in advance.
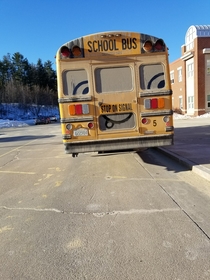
[73,80,89,95]
[147,72,164,89]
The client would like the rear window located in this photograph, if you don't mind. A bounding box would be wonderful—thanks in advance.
[62,69,89,96]
[95,66,133,93]
[139,64,165,90]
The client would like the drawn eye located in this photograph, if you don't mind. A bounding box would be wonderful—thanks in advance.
[147,72,165,89]
[73,80,89,95]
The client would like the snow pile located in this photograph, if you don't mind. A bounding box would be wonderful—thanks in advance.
[173,112,210,120]
[0,104,59,129]
[0,119,34,128]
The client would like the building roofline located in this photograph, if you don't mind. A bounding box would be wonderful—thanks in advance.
[181,51,194,60]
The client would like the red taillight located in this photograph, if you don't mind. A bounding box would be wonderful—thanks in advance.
[61,46,70,57]
[88,122,94,129]
[141,118,148,124]
[154,39,165,51]
[151,98,158,109]
[75,104,82,115]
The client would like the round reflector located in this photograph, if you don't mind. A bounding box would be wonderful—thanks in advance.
[163,116,170,123]
[143,40,153,52]
[61,46,70,57]
[66,123,72,130]
[154,39,165,51]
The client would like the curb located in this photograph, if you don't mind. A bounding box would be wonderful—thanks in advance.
[157,147,210,182]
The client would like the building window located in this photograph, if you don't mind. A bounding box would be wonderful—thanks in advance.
[187,63,194,78]
[188,96,194,109]
[170,71,174,84]
[179,96,183,109]
[185,26,195,51]
[207,60,210,75]
[177,68,182,82]
[207,95,210,108]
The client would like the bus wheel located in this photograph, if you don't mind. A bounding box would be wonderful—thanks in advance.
[72,153,78,158]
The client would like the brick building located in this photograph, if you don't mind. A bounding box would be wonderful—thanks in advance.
[170,25,210,116]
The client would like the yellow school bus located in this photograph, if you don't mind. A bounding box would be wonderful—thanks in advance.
[56,31,173,157]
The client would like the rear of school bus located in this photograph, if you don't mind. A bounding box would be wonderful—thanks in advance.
[56,31,173,157]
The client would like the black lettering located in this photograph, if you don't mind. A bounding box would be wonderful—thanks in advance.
[127,38,132,50]
[121,38,138,51]
[132,38,137,49]
[118,103,132,112]
[121,104,124,111]
[121,39,127,50]
[87,41,93,52]
[113,39,119,51]
[103,40,108,51]
[119,104,124,111]
[98,40,103,51]
[108,39,119,51]
[109,40,113,51]
[101,105,111,113]
[112,104,118,112]
[88,39,120,53]
[93,41,98,52]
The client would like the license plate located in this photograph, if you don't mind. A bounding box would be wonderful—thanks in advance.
[73,128,88,136]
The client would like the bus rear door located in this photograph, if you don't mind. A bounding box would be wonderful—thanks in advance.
[92,63,139,138]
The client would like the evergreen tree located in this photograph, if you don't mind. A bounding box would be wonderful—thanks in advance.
[0,54,13,102]
[11,52,29,85]
[0,52,57,106]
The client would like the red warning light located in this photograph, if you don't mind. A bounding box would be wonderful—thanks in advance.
[143,40,153,52]
[61,46,70,57]
[154,39,165,51]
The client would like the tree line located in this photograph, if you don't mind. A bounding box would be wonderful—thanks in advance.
[0,52,57,108]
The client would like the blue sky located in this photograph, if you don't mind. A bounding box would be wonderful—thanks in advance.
[0,0,210,69]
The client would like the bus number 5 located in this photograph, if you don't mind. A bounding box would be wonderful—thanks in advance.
[153,120,157,126]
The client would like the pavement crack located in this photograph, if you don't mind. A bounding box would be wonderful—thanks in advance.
[157,182,210,241]
[0,150,20,170]
[0,206,181,218]
[92,208,180,217]
[0,206,64,213]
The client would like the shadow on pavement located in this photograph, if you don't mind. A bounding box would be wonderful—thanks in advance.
[163,125,210,166]
[0,135,56,142]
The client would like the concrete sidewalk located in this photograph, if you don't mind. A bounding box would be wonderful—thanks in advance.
[158,116,210,182]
